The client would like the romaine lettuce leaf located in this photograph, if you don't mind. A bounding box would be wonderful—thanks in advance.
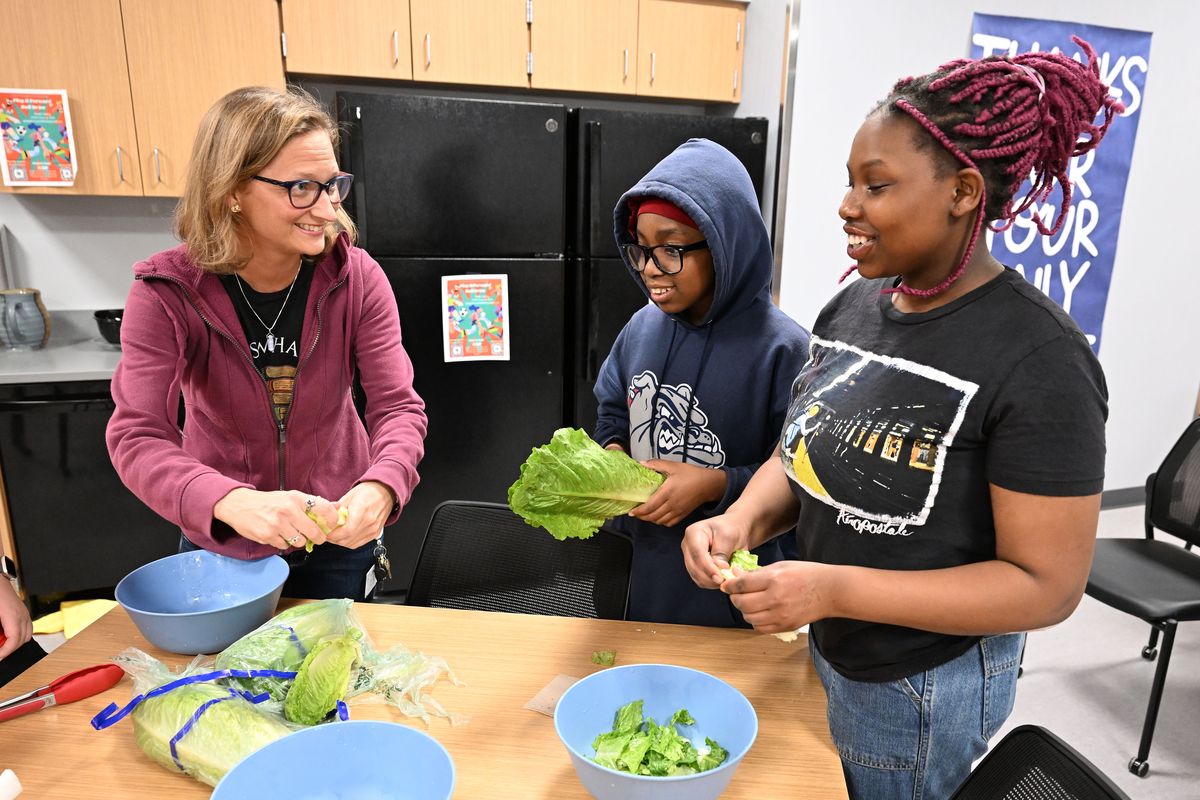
[508,428,664,540]
[590,699,728,776]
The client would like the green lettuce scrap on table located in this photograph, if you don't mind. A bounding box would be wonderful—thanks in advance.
[508,428,664,540]
[592,699,729,776]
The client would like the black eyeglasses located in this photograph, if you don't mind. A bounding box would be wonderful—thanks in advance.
[252,173,354,209]
[622,240,709,275]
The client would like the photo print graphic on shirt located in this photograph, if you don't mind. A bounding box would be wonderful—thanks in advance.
[782,337,978,528]
[627,370,725,466]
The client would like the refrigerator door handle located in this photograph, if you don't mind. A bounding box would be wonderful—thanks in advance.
[586,121,603,258]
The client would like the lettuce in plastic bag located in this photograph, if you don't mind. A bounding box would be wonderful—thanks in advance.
[215,598,364,700]
[283,634,360,725]
[508,427,664,540]
[114,649,291,787]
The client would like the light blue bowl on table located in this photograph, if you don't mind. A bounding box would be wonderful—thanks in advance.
[554,663,759,800]
[211,720,455,799]
[115,550,288,654]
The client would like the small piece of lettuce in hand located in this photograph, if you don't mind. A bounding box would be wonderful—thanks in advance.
[508,428,664,540]
[591,699,729,777]
[719,549,802,643]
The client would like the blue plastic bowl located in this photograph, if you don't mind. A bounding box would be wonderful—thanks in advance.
[114,550,288,654]
[211,720,455,799]
[554,663,758,800]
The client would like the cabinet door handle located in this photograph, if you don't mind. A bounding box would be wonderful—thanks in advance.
[116,146,125,182]
[650,52,656,84]
[736,20,742,46]
[392,30,400,65]
[623,48,628,79]
[153,147,161,184]
[424,33,431,67]
[733,69,739,93]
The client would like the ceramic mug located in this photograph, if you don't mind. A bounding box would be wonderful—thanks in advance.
[0,288,51,350]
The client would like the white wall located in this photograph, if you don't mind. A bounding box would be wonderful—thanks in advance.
[0,194,175,310]
[711,0,790,222]
[775,0,1200,492]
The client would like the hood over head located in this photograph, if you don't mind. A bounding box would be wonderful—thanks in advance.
[613,138,772,326]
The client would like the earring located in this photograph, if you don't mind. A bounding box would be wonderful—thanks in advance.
[231,203,241,213]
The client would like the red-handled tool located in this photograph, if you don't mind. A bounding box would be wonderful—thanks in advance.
[0,661,125,723]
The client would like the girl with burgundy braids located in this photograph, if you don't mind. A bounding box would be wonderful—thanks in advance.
[682,38,1122,798]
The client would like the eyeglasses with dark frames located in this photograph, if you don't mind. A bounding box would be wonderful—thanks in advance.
[621,240,709,275]
[252,173,354,209]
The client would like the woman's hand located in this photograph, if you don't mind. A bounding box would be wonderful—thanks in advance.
[629,460,725,527]
[214,487,338,550]
[721,561,833,634]
[681,513,753,589]
[0,578,32,661]
[328,481,394,549]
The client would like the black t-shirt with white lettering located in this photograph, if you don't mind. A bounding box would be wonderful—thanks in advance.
[220,260,315,425]
[781,268,1106,682]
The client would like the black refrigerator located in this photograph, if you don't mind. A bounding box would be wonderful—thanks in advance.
[338,93,767,595]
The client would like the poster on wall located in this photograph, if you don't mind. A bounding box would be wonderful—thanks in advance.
[442,274,509,362]
[970,14,1151,354]
[0,89,77,187]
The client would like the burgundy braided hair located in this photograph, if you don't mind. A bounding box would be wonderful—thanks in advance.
[844,36,1125,297]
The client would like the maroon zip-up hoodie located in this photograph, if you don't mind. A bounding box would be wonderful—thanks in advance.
[106,233,426,560]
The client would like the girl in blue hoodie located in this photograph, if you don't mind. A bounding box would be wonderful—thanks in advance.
[593,139,811,627]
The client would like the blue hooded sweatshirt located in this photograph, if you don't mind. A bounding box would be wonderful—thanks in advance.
[593,138,811,627]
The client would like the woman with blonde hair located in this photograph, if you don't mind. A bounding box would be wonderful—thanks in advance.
[107,86,426,600]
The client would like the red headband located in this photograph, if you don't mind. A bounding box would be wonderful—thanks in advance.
[628,197,699,231]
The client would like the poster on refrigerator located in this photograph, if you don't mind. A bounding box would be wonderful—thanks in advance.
[442,274,509,362]
[0,89,77,187]
[970,14,1150,354]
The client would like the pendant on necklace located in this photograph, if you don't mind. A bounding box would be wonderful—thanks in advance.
[266,333,275,353]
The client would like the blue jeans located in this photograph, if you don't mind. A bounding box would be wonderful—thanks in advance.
[811,632,1024,800]
[178,535,378,602]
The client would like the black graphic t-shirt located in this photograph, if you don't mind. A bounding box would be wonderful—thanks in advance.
[220,260,315,425]
[783,268,1106,681]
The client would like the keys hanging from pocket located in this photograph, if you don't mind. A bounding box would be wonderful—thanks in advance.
[372,539,392,582]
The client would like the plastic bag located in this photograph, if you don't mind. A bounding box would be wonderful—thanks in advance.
[103,648,291,787]
[216,598,466,725]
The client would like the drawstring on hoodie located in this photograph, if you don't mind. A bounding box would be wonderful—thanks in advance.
[649,321,715,464]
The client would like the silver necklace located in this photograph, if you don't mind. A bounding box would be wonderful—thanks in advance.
[234,264,300,353]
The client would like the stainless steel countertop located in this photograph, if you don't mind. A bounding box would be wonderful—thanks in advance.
[0,309,121,384]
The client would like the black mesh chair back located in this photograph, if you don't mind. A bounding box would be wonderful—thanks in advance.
[1147,417,1200,547]
[406,501,633,619]
[1084,416,1200,777]
[951,725,1130,800]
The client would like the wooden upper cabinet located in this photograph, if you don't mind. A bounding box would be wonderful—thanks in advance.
[410,0,529,88]
[282,0,413,80]
[637,0,745,103]
[120,0,285,197]
[531,0,639,94]
[0,0,142,196]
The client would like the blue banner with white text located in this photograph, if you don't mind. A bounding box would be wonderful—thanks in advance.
[970,13,1151,353]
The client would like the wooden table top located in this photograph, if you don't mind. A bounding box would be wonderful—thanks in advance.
[0,602,847,798]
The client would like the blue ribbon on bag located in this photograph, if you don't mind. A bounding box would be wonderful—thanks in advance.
[90,668,297,730]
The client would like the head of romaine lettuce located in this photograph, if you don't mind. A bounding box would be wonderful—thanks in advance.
[508,428,664,540]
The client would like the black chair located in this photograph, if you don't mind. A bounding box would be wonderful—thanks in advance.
[406,500,633,620]
[950,725,1130,799]
[1085,417,1200,777]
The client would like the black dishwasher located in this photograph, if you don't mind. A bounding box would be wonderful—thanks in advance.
[0,380,178,598]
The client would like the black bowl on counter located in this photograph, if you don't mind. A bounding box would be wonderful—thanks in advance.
[94,308,123,345]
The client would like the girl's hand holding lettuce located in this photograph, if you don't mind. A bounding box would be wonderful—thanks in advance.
[508,428,664,540]
[719,550,802,643]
